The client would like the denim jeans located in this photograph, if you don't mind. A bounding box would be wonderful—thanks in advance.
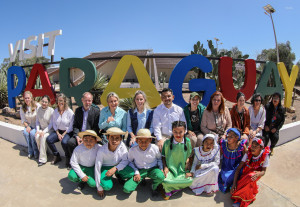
[23,127,38,156]
[46,131,72,158]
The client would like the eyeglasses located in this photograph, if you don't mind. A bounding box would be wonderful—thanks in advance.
[254,99,261,102]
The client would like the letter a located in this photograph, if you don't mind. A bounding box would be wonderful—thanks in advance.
[255,61,283,99]
[278,62,299,108]
[25,64,56,104]
[101,55,161,108]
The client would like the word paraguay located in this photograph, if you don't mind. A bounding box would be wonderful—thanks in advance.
[6,30,299,109]
[7,55,299,110]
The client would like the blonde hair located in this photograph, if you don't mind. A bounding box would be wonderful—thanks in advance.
[56,93,69,112]
[106,92,119,103]
[132,90,149,110]
[22,91,37,113]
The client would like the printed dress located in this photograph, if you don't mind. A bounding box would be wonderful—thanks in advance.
[162,138,193,195]
[218,139,247,193]
[231,146,270,207]
[190,144,220,195]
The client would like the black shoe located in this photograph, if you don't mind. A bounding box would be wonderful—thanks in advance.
[34,155,39,159]
[28,154,33,159]
[66,163,72,170]
[38,162,46,167]
[116,174,125,185]
[152,188,159,197]
[141,179,147,186]
[77,182,85,190]
[51,155,62,165]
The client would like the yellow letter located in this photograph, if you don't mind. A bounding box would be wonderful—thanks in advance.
[101,55,161,108]
[278,62,299,108]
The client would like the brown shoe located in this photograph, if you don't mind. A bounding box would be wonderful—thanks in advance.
[51,155,62,165]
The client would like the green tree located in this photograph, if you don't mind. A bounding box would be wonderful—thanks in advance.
[257,41,296,74]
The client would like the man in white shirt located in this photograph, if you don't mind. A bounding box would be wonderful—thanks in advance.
[68,130,101,190]
[153,88,186,151]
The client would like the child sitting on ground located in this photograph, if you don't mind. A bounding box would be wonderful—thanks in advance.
[68,130,101,190]
[218,128,247,193]
[186,134,220,196]
[123,128,165,196]
[231,136,270,207]
[95,127,134,198]
[161,121,193,200]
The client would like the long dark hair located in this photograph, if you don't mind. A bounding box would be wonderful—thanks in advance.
[170,121,187,151]
[269,92,284,113]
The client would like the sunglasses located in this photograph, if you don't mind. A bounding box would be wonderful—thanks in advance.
[254,99,261,102]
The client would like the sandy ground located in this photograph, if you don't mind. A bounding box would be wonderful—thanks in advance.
[0,138,299,207]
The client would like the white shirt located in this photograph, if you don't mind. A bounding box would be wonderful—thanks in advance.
[95,142,129,191]
[153,103,186,140]
[70,144,101,179]
[248,105,266,133]
[20,103,41,128]
[36,107,54,133]
[241,150,269,168]
[52,108,74,133]
[128,144,163,175]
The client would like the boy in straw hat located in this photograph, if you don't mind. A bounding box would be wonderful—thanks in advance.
[123,128,165,196]
[95,127,134,198]
[68,130,101,190]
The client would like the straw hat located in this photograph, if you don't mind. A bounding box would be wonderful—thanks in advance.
[78,130,101,141]
[103,127,127,135]
[135,129,156,139]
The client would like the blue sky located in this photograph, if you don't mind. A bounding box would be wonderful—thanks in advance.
[0,0,299,64]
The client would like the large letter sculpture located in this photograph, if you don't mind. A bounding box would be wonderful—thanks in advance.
[278,62,299,108]
[7,66,26,108]
[255,61,283,98]
[101,55,161,108]
[169,54,216,107]
[219,57,256,102]
[24,64,56,104]
[60,58,96,106]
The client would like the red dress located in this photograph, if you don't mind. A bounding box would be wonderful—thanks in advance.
[231,146,270,207]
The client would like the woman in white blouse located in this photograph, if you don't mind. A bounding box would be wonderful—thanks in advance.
[248,93,266,139]
[20,91,40,159]
[35,95,54,167]
[46,93,74,167]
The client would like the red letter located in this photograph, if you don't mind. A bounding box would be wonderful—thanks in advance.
[219,57,256,103]
[25,63,56,104]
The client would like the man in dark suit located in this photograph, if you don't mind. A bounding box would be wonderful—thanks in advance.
[67,92,100,168]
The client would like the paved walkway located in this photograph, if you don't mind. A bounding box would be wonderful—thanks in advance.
[0,138,299,207]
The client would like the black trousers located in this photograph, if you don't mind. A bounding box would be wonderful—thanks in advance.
[67,137,78,156]
[263,130,279,150]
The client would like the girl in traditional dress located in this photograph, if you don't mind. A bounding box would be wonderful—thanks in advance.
[218,128,247,193]
[187,134,220,196]
[161,121,193,200]
[231,136,270,207]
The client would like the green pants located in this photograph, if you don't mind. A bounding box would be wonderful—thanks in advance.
[123,167,165,193]
[68,165,96,188]
[100,166,134,191]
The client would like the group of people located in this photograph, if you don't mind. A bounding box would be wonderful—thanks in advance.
[19,88,285,206]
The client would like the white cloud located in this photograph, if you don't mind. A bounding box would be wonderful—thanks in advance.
[285,6,293,10]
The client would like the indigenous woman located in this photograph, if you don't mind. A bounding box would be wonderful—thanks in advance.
[187,134,220,195]
[231,137,270,207]
[218,128,247,193]
[20,91,40,159]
